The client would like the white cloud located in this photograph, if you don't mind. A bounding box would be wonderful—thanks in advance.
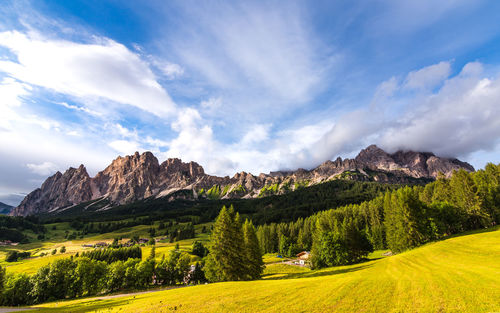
[0,77,31,107]
[157,62,184,79]
[114,123,138,139]
[26,161,59,175]
[58,102,102,117]
[241,124,270,146]
[166,108,234,174]
[403,61,451,90]
[169,2,330,104]
[108,140,142,156]
[0,31,176,117]
[379,62,500,157]
[200,97,222,111]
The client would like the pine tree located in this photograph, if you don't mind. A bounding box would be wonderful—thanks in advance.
[243,219,264,280]
[204,205,245,282]
[148,246,156,260]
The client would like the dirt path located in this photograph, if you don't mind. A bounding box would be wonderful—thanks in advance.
[0,286,186,312]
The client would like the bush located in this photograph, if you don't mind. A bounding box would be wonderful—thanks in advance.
[5,251,30,262]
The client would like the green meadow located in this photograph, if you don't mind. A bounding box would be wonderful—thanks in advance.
[13,226,498,313]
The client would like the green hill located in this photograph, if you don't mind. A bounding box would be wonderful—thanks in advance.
[28,227,500,312]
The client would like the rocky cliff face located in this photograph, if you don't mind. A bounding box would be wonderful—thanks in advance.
[11,145,474,216]
[354,145,474,178]
[14,165,93,216]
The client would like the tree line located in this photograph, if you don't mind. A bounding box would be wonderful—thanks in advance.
[0,247,204,306]
[256,164,500,268]
[0,215,46,243]
[79,246,142,263]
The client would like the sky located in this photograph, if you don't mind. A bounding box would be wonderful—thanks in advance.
[1,0,500,206]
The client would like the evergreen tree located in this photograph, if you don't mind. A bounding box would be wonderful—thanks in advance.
[204,205,245,282]
[242,219,264,280]
[148,246,156,260]
[189,262,207,284]
[192,241,208,257]
[384,187,427,253]
[450,169,489,228]
[0,265,5,294]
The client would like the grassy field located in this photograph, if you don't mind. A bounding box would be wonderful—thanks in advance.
[15,226,499,313]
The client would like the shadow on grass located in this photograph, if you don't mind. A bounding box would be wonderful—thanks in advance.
[30,298,132,313]
[263,263,374,280]
[444,225,499,239]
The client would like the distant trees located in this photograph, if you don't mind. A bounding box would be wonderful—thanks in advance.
[204,206,263,282]
[0,215,45,243]
[80,246,141,263]
[169,223,196,242]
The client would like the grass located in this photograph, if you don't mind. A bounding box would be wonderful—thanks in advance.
[262,253,291,264]
[16,226,499,312]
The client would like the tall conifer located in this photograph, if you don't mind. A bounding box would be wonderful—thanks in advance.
[205,205,245,281]
[243,219,264,279]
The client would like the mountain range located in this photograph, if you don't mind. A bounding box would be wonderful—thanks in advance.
[0,202,13,215]
[11,145,474,217]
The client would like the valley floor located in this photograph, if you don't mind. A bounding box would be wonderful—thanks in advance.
[8,226,499,313]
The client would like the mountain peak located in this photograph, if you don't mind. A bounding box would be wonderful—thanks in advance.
[11,146,475,216]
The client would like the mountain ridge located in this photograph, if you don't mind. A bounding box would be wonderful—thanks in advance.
[11,145,474,216]
[0,201,14,215]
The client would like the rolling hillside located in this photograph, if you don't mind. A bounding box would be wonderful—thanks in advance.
[26,227,500,313]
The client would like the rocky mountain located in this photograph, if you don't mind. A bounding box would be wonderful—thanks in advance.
[0,202,14,215]
[11,145,474,216]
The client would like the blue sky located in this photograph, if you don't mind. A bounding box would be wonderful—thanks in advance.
[1,0,500,205]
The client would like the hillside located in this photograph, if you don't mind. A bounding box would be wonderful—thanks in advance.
[28,227,500,312]
[40,179,396,225]
[12,145,472,216]
[0,202,13,215]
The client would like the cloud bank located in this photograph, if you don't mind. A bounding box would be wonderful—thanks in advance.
[0,31,176,117]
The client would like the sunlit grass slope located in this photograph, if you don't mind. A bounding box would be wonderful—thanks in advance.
[28,227,499,313]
